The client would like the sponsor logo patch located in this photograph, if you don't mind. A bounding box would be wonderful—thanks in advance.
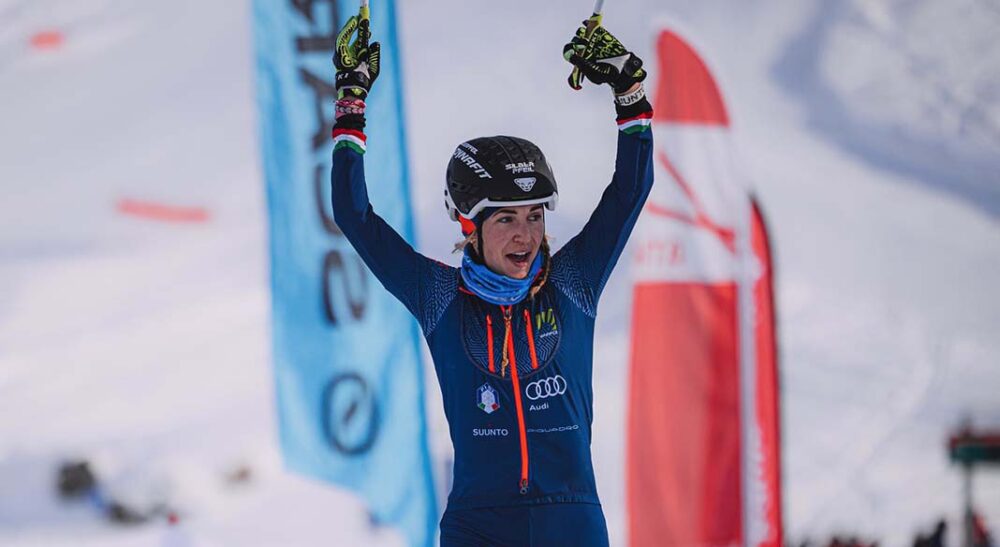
[477,383,500,414]
[529,402,549,412]
[526,424,579,434]
[513,177,537,192]
[535,308,557,334]
[454,148,492,179]
[472,428,509,437]
[505,161,535,174]
[525,375,567,401]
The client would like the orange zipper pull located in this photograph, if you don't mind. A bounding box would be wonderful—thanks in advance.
[505,317,530,496]
[523,309,539,370]
[486,314,495,373]
[500,306,512,377]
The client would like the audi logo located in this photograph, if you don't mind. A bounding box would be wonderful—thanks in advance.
[525,375,567,401]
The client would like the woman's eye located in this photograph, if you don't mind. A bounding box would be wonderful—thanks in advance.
[528,214,542,222]
[497,216,512,223]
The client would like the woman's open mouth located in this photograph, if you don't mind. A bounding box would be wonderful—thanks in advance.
[506,251,531,268]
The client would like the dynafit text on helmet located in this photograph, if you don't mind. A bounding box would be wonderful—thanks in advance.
[329,2,653,545]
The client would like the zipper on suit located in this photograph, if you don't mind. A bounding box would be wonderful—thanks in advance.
[502,305,530,495]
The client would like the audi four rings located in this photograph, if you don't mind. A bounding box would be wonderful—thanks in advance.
[525,375,568,400]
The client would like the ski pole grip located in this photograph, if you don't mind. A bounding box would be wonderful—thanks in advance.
[566,12,602,91]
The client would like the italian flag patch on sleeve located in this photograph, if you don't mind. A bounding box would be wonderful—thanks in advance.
[332,128,367,154]
[617,112,653,134]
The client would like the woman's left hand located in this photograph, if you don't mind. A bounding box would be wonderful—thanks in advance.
[562,23,646,94]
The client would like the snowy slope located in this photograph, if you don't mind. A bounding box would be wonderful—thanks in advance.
[1,0,998,546]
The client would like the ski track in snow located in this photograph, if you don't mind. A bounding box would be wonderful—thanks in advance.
[1,0,999,545]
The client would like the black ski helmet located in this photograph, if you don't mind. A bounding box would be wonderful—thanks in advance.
[444,136,558,222]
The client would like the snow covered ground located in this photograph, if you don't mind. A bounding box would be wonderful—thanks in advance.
[1,0,998,545]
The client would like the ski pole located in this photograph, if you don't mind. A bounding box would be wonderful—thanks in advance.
[568,0,605,90]
[360,0,369,21]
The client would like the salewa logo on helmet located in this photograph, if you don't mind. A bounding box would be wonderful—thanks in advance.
[453,148,492,179]
[514,177,537,192]
[477,383,500,414]
[505,161,535,174]
[525,375,567,401]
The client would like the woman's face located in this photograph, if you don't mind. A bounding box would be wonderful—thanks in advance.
[480,204,545,279]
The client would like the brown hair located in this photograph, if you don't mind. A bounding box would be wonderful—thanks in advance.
[528,239,551,299]
[453,231,479,255]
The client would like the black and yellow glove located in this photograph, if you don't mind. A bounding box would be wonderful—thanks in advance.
[563,22,647,95]
[334,14,380,100]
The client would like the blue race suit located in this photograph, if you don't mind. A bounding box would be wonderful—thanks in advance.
[331,102,653,545]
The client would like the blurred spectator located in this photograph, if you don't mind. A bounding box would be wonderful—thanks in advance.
[792,535,879,547]
[928,519,948,547]
[913,518,947,547]
[55,459,165,525]
[973,511,995,547]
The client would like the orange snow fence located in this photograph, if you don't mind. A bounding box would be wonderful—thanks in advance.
[30,30,65,51]
[116,199,211,223]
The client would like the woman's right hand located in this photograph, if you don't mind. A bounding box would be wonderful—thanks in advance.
[334,13,380,101]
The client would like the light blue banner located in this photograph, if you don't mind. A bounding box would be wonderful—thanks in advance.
[252,1,435,545]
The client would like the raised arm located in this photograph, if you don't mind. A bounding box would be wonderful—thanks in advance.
[330,12,454,333]
[551,23,655,315]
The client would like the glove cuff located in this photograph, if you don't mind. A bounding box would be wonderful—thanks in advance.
[336,71,371,100]
[615,84,652,121]
[614,83,646,107]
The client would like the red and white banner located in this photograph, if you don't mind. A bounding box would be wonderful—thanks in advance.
[627,28,782,547]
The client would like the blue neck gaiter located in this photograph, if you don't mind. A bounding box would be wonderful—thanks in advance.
[461,249,542,306]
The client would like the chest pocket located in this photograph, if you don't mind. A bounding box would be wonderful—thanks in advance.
[461,289,561,379]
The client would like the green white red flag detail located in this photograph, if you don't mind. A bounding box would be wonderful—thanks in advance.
[333,128,367,154]
[617,112,653,134]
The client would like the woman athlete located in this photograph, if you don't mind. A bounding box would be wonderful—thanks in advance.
[330,10,654,547]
